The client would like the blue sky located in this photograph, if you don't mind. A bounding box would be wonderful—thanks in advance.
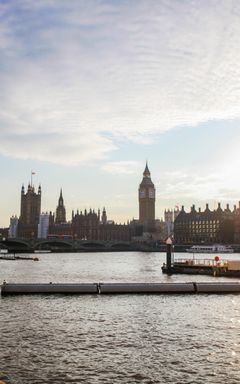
[1,0,240,227]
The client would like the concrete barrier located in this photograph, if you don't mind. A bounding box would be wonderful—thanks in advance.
[195,282,240,293]
[1,283,98,295]
[99,282,195,294]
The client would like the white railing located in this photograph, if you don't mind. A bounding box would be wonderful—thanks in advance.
[174,258,229,267]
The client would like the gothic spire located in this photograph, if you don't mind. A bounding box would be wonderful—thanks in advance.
[58,188,63,205]
[143,161,150,177]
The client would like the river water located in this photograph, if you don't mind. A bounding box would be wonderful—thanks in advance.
[0,251,240,384]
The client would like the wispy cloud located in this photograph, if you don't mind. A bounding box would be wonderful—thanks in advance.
[1,1,240,164]
[102,161,141,174]
[157,168,240,205]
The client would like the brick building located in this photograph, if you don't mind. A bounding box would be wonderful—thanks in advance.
[174,203,236,244]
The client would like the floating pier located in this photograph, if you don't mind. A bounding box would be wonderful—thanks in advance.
[162,258,240,277]
[1,282,98,295]
[99,282,194,294]
[1,282,240,295]
[194,282,240,293]
[162,238,240,277]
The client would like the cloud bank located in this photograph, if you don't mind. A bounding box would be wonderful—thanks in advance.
[156,165,240,209]
[1,0,240,164]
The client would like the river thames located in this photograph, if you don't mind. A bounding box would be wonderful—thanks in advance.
[0,251,240,384]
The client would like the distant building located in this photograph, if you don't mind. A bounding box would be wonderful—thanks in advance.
[233,203,240,243]
[164,207,180,238]
[164,209,173,237]
[55,189,66,224]
[101,207,107,225]
[8,170,240,245]
[8,215,19,238]
[164,206,179,238]
[138,162,156,232]
[38,213,49,239]
[17,184,41,238]
[174,203,235,244]
[71,207,132,241]
[72,209,100,240]
[0,227,9,240]
[47,201,133,242]
[47,190,71,239]
[99,222,132,241]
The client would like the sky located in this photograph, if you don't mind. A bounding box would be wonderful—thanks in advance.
[1,0,240,227]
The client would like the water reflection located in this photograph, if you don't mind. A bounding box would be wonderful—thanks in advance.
[0,252,240,383]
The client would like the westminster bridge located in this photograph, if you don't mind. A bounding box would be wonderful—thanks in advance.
[0,237,167,253]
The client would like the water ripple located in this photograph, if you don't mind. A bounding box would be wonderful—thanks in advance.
[1,252,240,383]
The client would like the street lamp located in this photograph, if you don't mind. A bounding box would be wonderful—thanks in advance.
[166,237,173,272]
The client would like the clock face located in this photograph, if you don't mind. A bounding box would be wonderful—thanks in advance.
[149,188,155,198]
[139,189,146,198]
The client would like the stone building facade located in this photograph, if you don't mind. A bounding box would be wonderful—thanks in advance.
[174,203,236,244]
[17,184,41,238]
[164,207,180,238]
[71,208,132,241]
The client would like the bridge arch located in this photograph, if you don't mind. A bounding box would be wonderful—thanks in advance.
[109,242,132,250]
[0,239,30,251]
[34,240,73,251]
[81,241,107,249]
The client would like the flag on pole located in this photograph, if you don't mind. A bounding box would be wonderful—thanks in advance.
[30,171,36,187]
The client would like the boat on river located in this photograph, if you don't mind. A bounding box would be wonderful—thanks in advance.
[186,244,234,253]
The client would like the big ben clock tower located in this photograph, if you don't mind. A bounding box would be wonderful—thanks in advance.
[138,162,155,230]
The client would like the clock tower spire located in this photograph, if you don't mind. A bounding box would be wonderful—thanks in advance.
[55,188,66,224]
[138,162,155,229]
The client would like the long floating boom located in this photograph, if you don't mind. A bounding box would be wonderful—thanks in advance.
[1,282,240,295]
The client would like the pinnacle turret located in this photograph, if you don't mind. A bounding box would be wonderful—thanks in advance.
[143,162,150,177]
[55,188,66,223]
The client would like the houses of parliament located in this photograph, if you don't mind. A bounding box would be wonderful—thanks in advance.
[4,163,240,245]
[7,163,159,242]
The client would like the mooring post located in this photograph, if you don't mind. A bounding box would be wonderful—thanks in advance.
[166,237,172,273]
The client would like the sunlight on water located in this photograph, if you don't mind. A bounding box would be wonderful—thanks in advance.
[0,252,240,384]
